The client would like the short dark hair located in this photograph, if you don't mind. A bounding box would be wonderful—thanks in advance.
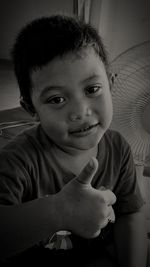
[11,14,109,112]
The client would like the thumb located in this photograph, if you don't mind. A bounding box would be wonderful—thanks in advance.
[76,157,98,185]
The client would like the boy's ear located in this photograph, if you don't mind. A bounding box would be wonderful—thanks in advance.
[33,113,40,121]
[20,97,39,120]
[109,73,117,91]
[110,73,117,85]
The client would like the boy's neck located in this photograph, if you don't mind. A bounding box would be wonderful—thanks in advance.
[52,144,98,176]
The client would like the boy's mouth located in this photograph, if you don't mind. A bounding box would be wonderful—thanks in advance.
[69,122,100,134]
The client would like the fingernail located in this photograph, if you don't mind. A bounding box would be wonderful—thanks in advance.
[89,158,94,168]
[100,186,106,191]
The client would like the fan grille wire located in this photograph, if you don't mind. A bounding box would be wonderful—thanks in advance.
[110,41,150,165]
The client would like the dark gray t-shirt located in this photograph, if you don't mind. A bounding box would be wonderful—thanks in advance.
[0,124,144,257]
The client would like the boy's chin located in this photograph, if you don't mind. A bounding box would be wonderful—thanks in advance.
[67,137,101,152]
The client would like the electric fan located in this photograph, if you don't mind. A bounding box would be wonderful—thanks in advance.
[110,40,150,167]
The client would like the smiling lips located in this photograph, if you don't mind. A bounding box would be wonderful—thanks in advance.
[69,122,100,135]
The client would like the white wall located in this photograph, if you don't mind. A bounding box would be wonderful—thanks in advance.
[98,0,150,61]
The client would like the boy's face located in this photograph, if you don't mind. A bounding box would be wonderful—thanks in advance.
[31,47,113,154]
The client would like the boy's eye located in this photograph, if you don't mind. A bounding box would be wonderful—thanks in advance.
[85,85,102,96]
[47,96,65,104]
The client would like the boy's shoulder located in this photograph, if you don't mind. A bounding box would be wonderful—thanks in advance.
[104,128,128,144]
[103,128,130,152]
[0,123,47,155]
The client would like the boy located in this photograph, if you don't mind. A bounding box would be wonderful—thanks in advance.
[0,15,147,266]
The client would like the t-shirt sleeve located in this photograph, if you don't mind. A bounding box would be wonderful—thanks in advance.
[0,148,31,205]
[114,135,145,215]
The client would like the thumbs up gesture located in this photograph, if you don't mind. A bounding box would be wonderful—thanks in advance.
[57,157,116,239]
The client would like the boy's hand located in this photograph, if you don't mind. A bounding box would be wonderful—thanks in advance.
[56,157,116,239]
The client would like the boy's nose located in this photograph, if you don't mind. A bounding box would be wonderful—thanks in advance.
[69,107,92,122]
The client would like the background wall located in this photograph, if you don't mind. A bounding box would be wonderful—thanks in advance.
[98,0,150,61]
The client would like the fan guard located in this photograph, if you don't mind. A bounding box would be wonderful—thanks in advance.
[110,41,150,166]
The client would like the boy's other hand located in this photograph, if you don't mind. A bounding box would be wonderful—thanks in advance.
[56,157,116,239]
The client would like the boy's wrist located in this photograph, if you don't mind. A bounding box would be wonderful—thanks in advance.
[49,193,65,232]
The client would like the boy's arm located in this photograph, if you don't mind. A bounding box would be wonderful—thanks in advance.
[113,210,148,267]
[0,195,61,260]
[0,158,116,261]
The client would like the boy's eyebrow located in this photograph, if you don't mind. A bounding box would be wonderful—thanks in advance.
[39,74,101,98]
[39,85,65,98]
[81,74,101,84]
